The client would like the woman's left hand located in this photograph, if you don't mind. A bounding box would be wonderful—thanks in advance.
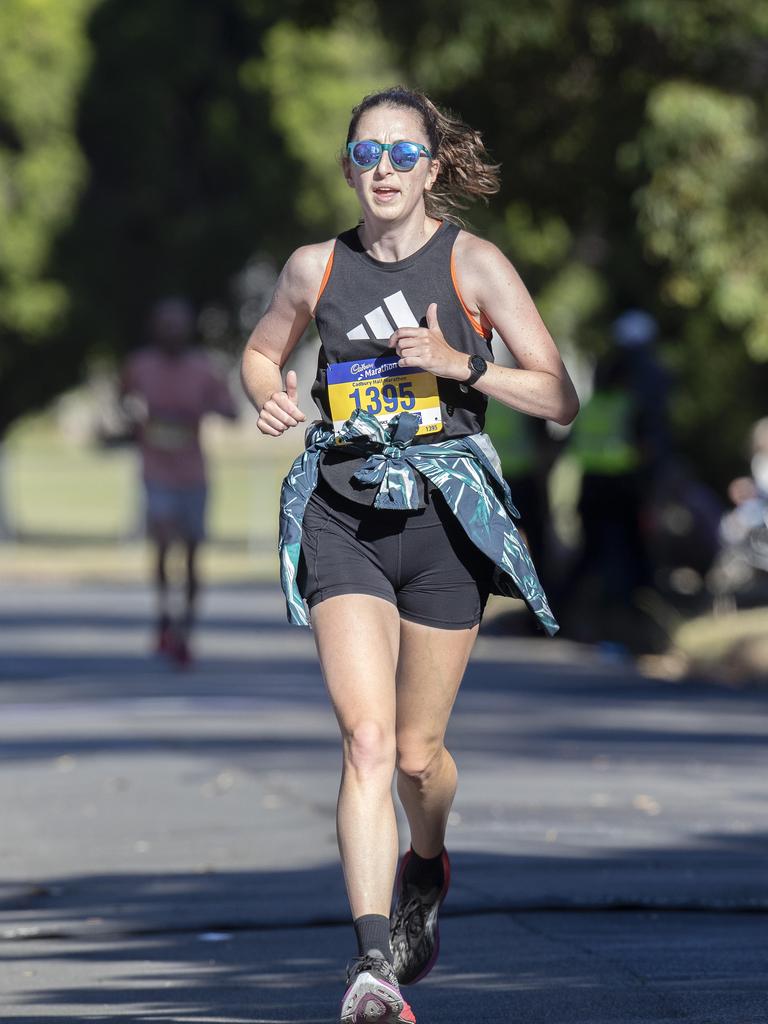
[388,303,468,381]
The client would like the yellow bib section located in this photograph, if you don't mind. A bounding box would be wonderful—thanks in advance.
[327,356,443,438]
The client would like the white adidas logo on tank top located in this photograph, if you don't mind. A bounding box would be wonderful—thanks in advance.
[346,290,419,340]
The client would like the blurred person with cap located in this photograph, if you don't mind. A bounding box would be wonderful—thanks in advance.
[121,297,238,665]
[610,309,671,475]
[563,310,671,639]
[566,345,649,615]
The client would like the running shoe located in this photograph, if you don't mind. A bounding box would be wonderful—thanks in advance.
[169,629,192,669]
[390,848,451,986]
[340,950,416,1023]
[154,617,173,656]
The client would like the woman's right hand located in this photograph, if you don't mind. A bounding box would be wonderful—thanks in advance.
[256,370,306,436]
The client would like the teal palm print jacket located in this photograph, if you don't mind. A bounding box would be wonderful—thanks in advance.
[278,409,558,636]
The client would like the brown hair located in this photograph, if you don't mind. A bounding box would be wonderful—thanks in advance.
[346,86,501,222]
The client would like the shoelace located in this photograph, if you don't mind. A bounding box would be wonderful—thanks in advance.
[347,953,396,984]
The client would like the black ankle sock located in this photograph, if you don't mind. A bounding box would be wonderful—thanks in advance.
[403,846,444,892]
[354,914,393,964]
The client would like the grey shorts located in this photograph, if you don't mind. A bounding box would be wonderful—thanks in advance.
[297,477,493,630]
[144,482,207,543]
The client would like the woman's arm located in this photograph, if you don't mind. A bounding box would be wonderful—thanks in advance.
[388,233,579,426]
[241,241,332,436]
[452,233,579,425]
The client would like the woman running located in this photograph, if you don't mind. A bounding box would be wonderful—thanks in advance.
[241,86,578,1024]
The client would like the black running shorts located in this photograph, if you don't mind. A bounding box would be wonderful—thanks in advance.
[297,476,494,629]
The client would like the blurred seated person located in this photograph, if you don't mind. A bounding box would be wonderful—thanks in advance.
[721,417,768,546]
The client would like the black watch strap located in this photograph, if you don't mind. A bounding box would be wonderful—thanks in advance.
[465,355,488,388]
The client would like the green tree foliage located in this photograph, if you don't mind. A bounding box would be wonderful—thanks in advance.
[633,83,768,360]
[0,0,97,433]
[371,0,768,484]
[630,81,768,470]
[1,0,341,436]
[3,0,768,489]
[253,11,398,232]
[58,0,334,364]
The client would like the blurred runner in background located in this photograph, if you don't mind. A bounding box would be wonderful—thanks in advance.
[121,297,237,666]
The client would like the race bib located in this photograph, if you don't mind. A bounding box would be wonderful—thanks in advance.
[327,356,443,437]
[144,416,196,451]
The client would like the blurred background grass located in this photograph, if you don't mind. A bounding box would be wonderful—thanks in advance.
[0,408,290,582]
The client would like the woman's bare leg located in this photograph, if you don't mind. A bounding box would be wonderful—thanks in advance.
[395,619,479,857]
[311,593,402,918]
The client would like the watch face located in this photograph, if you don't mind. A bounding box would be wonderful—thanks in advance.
[470,355,487,373]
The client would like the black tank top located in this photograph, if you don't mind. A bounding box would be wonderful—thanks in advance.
[312,220,494,505]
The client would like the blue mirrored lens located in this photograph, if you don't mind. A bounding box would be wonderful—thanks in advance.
[390,142,420,169]
[352,141,381,167]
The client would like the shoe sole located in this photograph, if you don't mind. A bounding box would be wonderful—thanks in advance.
[340,971,406,1023]
[391,849,451,986]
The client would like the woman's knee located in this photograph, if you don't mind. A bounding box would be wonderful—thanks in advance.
[343,719,396,779]
[396,733,447,784]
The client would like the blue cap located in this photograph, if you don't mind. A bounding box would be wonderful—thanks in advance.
[611,309,658,347]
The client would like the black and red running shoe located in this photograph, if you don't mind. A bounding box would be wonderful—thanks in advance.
[154,616,173,656]
[339,950,416,1023]
[390,848,451,986]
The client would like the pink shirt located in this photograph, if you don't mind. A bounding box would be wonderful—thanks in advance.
[123,347,236,486]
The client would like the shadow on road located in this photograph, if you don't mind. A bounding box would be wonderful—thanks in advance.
[1,649,767,764]
[1,581,767,1021]
[1,849,767,1023]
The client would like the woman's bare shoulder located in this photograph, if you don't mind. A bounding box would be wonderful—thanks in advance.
[265,238,336,316]
[453,228,509,273]
[453,228,525,303]
[283,239,336,291]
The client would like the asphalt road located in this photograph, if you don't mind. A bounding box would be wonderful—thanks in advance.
[0,580,766,1023]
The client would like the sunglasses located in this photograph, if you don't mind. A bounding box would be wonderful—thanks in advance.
[347,139,433,172]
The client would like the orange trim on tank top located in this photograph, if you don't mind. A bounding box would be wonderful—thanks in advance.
[450,247,493,340]
[311,245,336,317]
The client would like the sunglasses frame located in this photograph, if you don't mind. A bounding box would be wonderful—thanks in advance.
[346,139,433,171]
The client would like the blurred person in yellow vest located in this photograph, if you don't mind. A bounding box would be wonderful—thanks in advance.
[565,337,651,620]
[484,402,552,585]
[120,298,238,666]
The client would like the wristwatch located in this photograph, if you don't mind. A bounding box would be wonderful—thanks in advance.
[463,354,488,388]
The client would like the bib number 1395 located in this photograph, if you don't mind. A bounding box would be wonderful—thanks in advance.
[326,355,443,437]
[350,381,415,415]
